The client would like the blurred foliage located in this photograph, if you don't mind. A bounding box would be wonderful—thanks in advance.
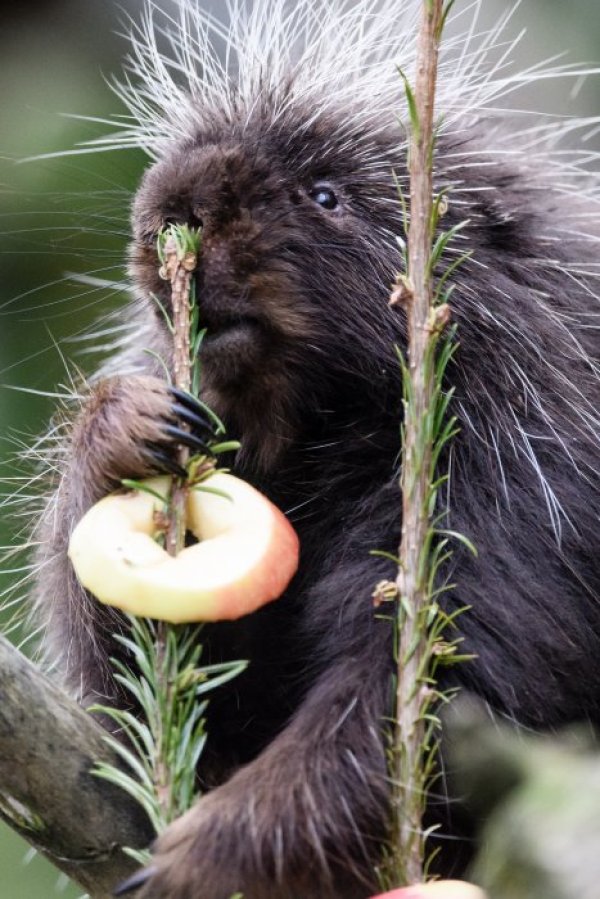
[0,1,598,896]
[0,2,144,896]
[447,702,600,899]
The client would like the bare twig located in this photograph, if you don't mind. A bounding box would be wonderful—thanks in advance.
[162,233,198,556]
[0,634,153,898]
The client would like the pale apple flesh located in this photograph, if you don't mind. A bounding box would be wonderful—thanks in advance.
[67,472,300,623]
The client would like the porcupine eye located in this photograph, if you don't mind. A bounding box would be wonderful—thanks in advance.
[308,183,339,211]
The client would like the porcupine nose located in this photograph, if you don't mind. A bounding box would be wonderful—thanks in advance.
[165,143,265,329]
[200,236,233,296]
[195,209,267,384]
[193,206,257,328]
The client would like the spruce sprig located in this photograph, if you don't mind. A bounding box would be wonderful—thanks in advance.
[92,618,246,858]
[91,224,245,856]
[377,0,475,888]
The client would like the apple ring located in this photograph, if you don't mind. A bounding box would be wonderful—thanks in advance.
[67,473,299,623]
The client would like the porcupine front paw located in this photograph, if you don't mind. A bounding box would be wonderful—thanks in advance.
[71,375,219,493]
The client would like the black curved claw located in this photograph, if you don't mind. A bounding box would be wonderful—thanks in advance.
[171,402,215,439]
[143,443,188,478]
[114,865,157,896]
[168,387,209,415]
[168,387,220,432]
[162,423,211,454]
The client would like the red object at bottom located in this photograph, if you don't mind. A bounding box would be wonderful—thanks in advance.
[370,881,487,899]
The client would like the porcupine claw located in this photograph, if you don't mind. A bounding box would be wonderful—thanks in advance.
[168,387,218,440]
[162,423,213,455]
[113,865,157,896]
[140,386,221,476]
[142,443,188,478]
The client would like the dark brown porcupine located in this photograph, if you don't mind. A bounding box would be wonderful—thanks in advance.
[29,1,599,897]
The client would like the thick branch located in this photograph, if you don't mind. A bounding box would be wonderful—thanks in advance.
[0,634,153,898]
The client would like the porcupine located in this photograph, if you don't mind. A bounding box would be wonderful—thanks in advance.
[31,0,599,896]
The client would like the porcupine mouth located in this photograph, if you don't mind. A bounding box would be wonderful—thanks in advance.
[200,313,268,384]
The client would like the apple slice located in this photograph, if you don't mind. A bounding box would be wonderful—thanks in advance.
[67,472,299,623]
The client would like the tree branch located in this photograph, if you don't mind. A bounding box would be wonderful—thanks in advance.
[0,634,153,898]
[386,0,448,887]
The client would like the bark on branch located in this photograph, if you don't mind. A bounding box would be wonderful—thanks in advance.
[0,634,153,898]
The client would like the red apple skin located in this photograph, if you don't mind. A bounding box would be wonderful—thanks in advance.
[203,497,301,621]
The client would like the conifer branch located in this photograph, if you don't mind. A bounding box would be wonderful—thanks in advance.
[392,0,443,871]
[93,225,245,847]
[381,0,471,887]
[155,226,199,822]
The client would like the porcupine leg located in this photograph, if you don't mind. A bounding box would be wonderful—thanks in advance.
[115,573,394,899]
[33,374,217,706]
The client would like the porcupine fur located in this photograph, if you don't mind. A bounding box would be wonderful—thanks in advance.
[25,0,600,896]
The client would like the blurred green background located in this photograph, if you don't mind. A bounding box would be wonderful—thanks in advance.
[0,1,598,896]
